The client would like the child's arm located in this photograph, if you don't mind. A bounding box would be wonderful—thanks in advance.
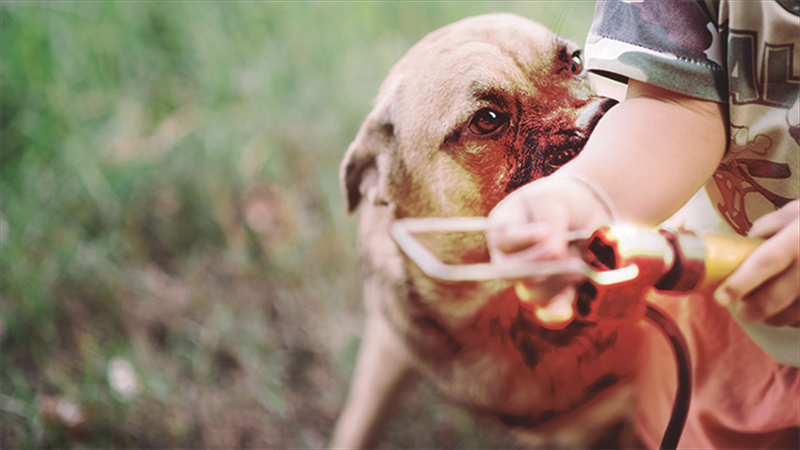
[564,80,727,224]
[489,79,726,324]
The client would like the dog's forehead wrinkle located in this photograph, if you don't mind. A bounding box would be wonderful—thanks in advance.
[390,31,567,149]
[471,87,513,110]
[501,36,573,83]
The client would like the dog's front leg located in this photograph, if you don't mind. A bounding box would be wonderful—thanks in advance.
[330,311,417,449]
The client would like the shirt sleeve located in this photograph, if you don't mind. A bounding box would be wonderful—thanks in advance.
[585,0,727,103]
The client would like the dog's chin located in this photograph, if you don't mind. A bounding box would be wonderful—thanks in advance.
[518,139,586,183]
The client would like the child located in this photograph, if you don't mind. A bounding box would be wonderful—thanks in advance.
[488,1,799,447]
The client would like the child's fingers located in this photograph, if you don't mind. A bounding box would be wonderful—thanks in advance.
[762,299,800,328]
[716,212,799,328]
[531,284,577,330]
[748,200,799,239]
[511,258,586,298]
[488,190,536,255]
[734,259,799,323]
[489,222,550,254]
[715,220,799,308]
[489,209,570,257]
[514,281,577,330]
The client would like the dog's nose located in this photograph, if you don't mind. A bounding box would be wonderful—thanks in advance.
[574,97,619,136]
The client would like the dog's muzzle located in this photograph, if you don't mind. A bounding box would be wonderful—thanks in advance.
[574,96,618,139]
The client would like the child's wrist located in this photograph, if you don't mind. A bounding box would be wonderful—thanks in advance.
[552,171,618,231]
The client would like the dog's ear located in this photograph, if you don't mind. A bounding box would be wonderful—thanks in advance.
[340,80,401,213]
[340,114,394,213]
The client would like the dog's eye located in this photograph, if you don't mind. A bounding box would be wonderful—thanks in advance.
[570,51,583,75]
[468,108,508,135]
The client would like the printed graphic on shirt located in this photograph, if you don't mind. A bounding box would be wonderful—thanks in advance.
[711,158,793,234]
[728,29,799,108]
[710,14,799,233]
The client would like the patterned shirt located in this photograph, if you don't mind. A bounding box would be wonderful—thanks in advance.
[586,0,799,236]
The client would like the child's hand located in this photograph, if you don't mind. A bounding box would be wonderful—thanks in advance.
[715,200,800,328]
[488,178,577,265]
[488,174,612,328]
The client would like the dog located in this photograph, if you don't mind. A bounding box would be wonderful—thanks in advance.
[332,14,644,449]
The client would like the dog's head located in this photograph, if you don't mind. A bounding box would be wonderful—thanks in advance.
[342,13,617,219]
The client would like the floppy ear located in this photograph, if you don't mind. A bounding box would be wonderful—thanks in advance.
[340,83,400,213]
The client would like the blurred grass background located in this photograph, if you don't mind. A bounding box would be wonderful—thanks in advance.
[1,2,596,448]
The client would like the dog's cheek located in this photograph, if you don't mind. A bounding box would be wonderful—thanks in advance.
[433,140,508,213]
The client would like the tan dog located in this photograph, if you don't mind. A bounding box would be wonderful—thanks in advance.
[332,14,643,449]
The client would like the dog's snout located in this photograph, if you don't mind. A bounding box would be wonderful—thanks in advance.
[599,97,619,113]
[574,97,618,134]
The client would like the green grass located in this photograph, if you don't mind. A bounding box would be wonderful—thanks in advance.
[1,2,596,448]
